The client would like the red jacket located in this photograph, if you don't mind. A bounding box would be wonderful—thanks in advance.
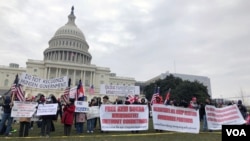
[61,104,75,125]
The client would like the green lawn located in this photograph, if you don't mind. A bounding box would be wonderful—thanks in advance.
[1,118,221,141]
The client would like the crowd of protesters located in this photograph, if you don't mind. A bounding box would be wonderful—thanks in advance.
[0,93,249,138]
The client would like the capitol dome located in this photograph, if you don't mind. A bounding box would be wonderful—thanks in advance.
[44,6,92,65]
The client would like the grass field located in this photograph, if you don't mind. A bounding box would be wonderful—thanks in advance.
[1,118,222,141]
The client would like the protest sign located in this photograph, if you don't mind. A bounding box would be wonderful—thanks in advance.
[100,105,148,131]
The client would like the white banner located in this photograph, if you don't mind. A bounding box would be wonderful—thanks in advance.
[75,101,89,113]
[100,105,148,131]
[19,72,68,89]
[11,101,38,118]
[36,103,58,116]
[87,106,100,119]
[69,86,77,99]
[206,104,246,130]
[100,84,140,96]
[152,104,200,134]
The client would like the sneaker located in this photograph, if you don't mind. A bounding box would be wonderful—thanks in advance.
[87,130,90,133]
[46,135,49,138]
[91,131,93,133]
[11,129,17,133]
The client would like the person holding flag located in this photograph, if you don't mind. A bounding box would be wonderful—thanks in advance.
[151,87,163,105]
[0,74,21,137]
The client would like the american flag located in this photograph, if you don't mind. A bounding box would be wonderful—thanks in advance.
[61,78,71,104]
[61,86,70,104]
[89,85,94,94]
[151,87,160,104]
[127,94,135,104]
[11,83,25,101]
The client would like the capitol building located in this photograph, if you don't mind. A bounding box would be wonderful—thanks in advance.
[0,7,212,101]
[0,7,136,101]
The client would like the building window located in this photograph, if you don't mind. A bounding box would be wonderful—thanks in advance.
[34,69,37,72]
[4,79,8,86]
[100,81,104,84]
[101,75,104,78]
[6,74,9,77]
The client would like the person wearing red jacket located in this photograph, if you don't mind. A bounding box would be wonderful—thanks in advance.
[61,98,75,136]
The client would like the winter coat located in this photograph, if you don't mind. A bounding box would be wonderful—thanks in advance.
[2,96,12,114]
[61,104,75,125]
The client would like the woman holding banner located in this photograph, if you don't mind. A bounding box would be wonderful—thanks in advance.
[18,94,33,137]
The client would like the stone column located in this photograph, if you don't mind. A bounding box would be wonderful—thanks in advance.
[48,67,51,79]
[83,70,86,86]
[59,68,61,77]
[44,68,48,79]
[73,69,76,86]
[93,71,96,86]
[56,68,58,78]
[90,71,93,86]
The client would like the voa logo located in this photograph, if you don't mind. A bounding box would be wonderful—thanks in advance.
[226,129,246,136]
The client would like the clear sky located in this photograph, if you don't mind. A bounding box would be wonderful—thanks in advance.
[0,0,249,104]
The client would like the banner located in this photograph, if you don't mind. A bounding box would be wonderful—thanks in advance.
[19,72,68,89]
[100,84,140,96]
[75,101,89,113]
[100,105,148,131]
[87,106,100,119]
[11,101,38,118]
[36,103,58,116]
[206,104,246,130]
[152,104,200,134]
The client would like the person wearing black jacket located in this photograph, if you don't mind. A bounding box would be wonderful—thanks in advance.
[201,98,212,132]
[0,96,13,137]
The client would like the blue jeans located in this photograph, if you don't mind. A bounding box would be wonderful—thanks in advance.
[87,118,95,132]
[0,113,13,135]
[75,122,84,133]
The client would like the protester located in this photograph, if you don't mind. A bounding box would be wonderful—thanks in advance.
[131,95,141,133]
[75,97,86,134]
[154,96,163,105]
[140,98,147,105]
[201,98,212,132]
[102,95,112,105]
[237,100,247,120]
[57,98,63,120]
[188,97,199,110]
[87,99,96,133]
[19,94,33,137]
[94,97,102,130]
[61,98,76,136]
[0,96,13,137]
[39,95,56,138]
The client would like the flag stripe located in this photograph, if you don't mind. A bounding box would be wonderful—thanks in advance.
[16,85,25,101]
[62,87,70,103]
[151,87,160,104]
